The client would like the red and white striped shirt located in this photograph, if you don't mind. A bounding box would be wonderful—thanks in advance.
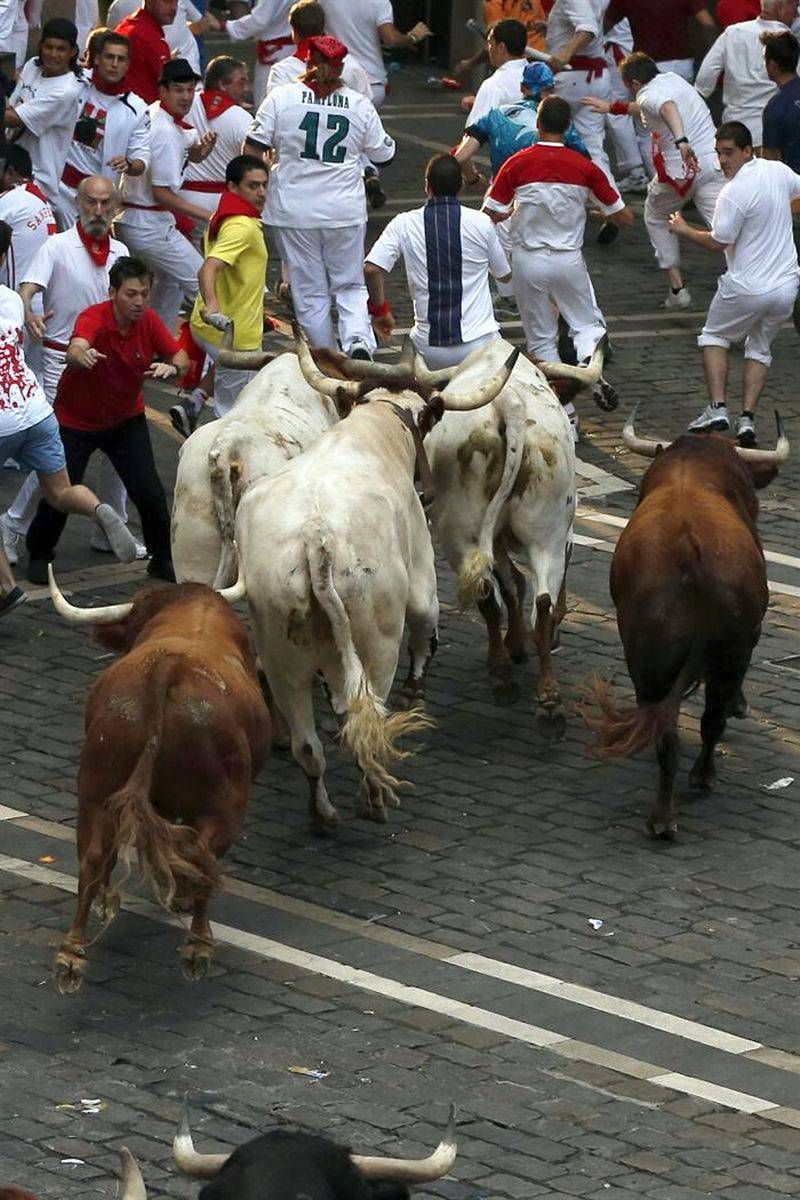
[485,141,624,251]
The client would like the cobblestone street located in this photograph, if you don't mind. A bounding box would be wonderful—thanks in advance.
[3,67,800,1200]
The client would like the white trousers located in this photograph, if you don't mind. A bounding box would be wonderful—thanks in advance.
[371,82,387,108]
[698,280,798,366]
[410,330,499,369]
[513,246,605,362]
[644,170,724,270]
[193,332,254,418]
[4,347,128,537]
[555,68,618,189]
[279,224,375,353]
[116,219,204,331]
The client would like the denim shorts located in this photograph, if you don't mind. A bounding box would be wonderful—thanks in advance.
[0,412,66,475]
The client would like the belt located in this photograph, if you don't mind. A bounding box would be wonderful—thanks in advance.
[43,338,68,352]
[182,180,226,193]
[569,55,607,81]
[123,201,166,212]
[61,163,89,188]
[256,34,292,65]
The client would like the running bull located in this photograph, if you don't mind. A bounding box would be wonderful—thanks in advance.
[581,410,789,837]
[233,335,518,830]
[48,572,271,991]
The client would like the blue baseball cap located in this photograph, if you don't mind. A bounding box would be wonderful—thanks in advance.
[522,61,555,94]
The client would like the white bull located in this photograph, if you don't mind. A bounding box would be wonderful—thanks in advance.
[421,339,603,731]
[234,337,519,831]
[171,352,340,586]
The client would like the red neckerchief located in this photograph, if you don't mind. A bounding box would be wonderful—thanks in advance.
[24,180,49,204]
[162,103,193,130]
[209,190,261,240]
[93,74,127,96]
[76,220,111,267]
[201,88,236,119]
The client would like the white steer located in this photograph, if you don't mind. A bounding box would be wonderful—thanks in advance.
[171,352,340,586]
[234,337,519,831]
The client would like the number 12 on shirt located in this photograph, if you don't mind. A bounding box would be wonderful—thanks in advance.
[299,112,351,163]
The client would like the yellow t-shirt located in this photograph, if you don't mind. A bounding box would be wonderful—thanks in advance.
[484,0,546,51]
[190,214,268,352]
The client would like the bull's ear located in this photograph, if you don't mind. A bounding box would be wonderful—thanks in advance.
[747,461,779,490]
[418,394,445,438]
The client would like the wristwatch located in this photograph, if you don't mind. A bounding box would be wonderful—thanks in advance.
[675,136,689,146]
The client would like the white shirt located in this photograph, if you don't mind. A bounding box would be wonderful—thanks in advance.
[76,0,99,54]
[181,92,251,212]
[225,0,292,65]
[22,225,128,345]
[320,0,394,87]
[637,71,720,177]
[367,202,508,346]
[266,50,372,99]
[120,101,195,228]
[107,0,202,71]
[62,75,151,187]
[0,183,56,289]
[695,18,786,144]
[9,62,82,207]
[546,0,606,61]
[248,81,395,228]
[466,58,527,128]
[0,286,51,435]
[712,157,800,297]
[605,18,633,57]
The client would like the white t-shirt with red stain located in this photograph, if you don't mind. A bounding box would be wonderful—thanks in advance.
[484,141,624,251]
[0,182,57,290]
[9,61,82,207]
[0,285,51,436]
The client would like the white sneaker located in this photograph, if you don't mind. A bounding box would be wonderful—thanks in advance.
[0,514,21,565]
[737,412,757,447]
[347,338,373,362]
[616,169,649,194]
[665,286,692,310]
[688,403,730,433]
[90,526,147,560]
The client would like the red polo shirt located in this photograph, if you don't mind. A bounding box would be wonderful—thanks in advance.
[116,6,171,104]
[603,0,707,62]
[55,301,179,432]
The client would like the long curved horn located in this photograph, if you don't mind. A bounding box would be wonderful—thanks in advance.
[537,344,604,384]
[398,334,416,373]
[48,564,133,625]
[215,545,247,602]
[413,353,457,387]
[735,410,790,466]
[119,1147,147,1200]
[173,1102,231,1180]
[218,348,274,370]
[352,1105,457,1182]
[622,404,671,458]
[295,331,362,400]
[441,348,519,411]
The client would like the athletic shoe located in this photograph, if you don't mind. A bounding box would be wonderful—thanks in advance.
[90,530,147,559]
[688,403,730,433]
[169,397,198,440]
[593,376,619,412]
[597,220,619,245]
[94,504,138,564]
[147,558,176,583]
[26,557,50,586]
[616,169,649,194]
[365,174,387,209]
[665,286,691,310]
[1,514,21,565]
[737,412,757,448]
[348,338,373,362]
[0,585,27,619]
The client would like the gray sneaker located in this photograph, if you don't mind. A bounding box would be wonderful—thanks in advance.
[688,404,730,434]
[0,585,27,619]
[94,504,138,564]
[737,412,757,447]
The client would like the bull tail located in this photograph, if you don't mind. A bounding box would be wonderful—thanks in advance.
[106,658,220,909]
[305,516,432,806]
[210,438,245,589]
[579,652,696,759]
[457,399,526,608]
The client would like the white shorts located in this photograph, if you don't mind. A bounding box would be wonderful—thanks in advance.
[410,330,499,370]
[698,281,798,366]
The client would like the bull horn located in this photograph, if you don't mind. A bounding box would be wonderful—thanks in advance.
[622,404,671,458]
[735,410,790,465]
[295,330,362,400]
[119,1147,147,1200]
[537,344,604,385]
[398,334,416,372]
[412,352,456,387]
[173,1101,231,1179]
[217,348,274,370]
[48,564,133,625]
[441,348,519,412]
[352,1104,457,1182]
[215,544,247,602]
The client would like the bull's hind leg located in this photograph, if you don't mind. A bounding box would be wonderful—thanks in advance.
[181,893,214,981]
[532,593,566,739]
[272,676,339,834]
[54,813,115,994]
[689,662,748,793]
[495,549,528,664]
[478,585,519,705]
[399,580,439,710]
[649,727,680,839]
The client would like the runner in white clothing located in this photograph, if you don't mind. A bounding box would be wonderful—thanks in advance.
[267,2,371,99]
[671,120,800,445]
[180,56,252,218]
[583,52,724,307]
[365,154,510,369]
[320,0,430,108]
[6,19,83,221]
[219,0,293,105]
[59,30,151,227]
[245,34,395,355]
[464,20,528,127]
[117,58,217,330]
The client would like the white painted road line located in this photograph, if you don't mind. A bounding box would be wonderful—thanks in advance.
[2,849,798,1124]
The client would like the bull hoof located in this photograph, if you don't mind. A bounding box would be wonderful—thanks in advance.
[536,700,566,741]
[181,940,213,982]
[647,817,678,841]
[54,950,86,995]
[397,685,423,711]
[489,664,519,706]
[729,697,749,720]
[504,636,528,665]
[688,764,714,793]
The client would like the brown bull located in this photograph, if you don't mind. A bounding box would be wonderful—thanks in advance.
[48,573,271,992]
[581,411,788,838]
